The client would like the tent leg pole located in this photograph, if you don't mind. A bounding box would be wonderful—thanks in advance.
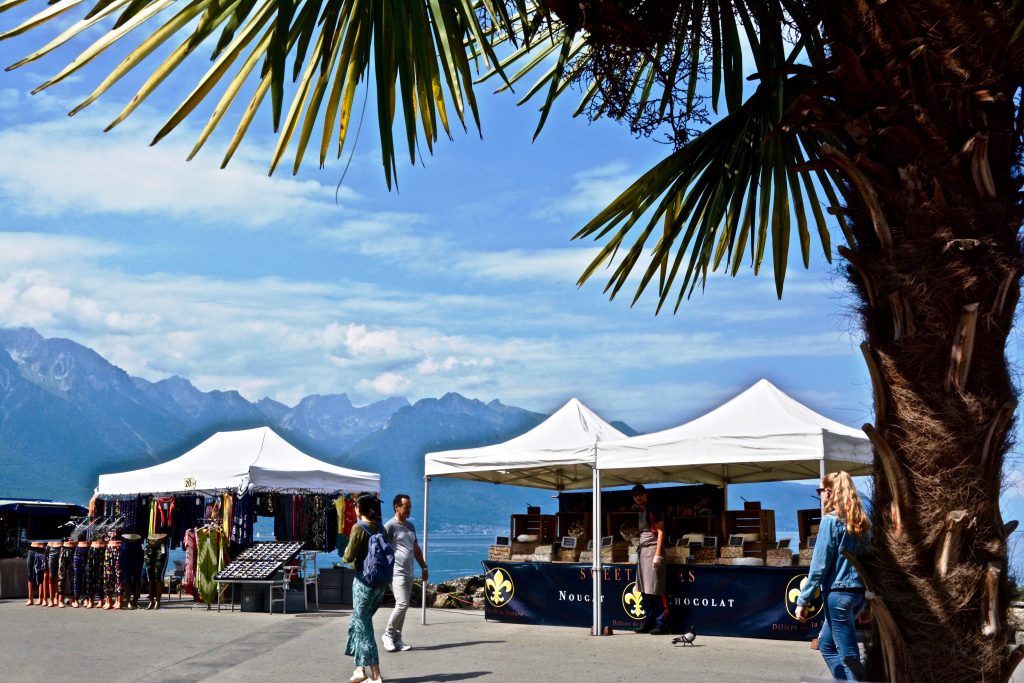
[422,475,430,625]
[592,464,602,636]
[723,464,729,511]
[819,460,826,513]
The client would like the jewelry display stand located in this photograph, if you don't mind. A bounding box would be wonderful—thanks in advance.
[214,542,304,613]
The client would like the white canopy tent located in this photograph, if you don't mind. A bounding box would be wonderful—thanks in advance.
[96,426,380,496]
[585,379,872,630]
[596,379,873,485]
[420,380,874,635]
[423,397,628,488]
[422,398,627,631]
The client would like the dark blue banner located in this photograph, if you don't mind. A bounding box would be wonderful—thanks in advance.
[481,561,823,641]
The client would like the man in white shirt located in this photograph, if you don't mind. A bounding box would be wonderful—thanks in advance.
[382,493,428,652]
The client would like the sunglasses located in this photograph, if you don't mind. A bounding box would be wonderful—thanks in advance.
[816,488,830,495]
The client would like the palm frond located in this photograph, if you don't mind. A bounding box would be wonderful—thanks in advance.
[487,0,791,140]
[1,0,523,181]
[573,69,847,313]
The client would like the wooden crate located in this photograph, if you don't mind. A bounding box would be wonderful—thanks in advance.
[605,511,641,541]
[511,514,557,544]
[488,545,512,561]
[556,512,591,545]
[670,514,722,542]
[724,507,776,561]
[797,509,822,550]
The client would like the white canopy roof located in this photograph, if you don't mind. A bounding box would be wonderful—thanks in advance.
[424,398,626,490]
[595,379,873,485]
[96,426,380,496]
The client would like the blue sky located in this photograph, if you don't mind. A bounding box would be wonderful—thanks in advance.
[0,7,1015,495]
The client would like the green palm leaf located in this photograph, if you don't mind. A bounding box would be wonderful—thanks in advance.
[574,66,846,313]
[1,0,521,181]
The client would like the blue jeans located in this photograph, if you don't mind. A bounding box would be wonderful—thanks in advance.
[819,590,865,680]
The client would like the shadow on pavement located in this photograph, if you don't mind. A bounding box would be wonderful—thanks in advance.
[408,640,503,651]
[388,672,492,682]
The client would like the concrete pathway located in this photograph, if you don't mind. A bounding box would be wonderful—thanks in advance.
[0,598,897,682]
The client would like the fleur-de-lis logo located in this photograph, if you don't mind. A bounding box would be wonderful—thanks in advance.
[622,581,645,620]
[485,568,515,607]
[785,574,822,621]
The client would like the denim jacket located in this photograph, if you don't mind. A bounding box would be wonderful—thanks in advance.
[797,513,864,606]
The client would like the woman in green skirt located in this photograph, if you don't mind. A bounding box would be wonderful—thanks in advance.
[344,494,385,683]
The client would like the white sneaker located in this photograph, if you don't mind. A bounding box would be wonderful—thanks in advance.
[381,633,396,652]
[395,639,412,651]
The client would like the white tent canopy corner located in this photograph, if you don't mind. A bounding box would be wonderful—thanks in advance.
[423,397,627,489]
[95,426,380,496]
[421,397,626,632]
[595,378,873,485]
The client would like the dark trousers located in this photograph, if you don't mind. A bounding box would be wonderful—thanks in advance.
[73,547,88,598]
[641,593,668,630]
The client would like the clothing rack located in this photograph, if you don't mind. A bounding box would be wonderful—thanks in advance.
[61,516,91,541]
[97,488,350,499]
[93,514,125,537]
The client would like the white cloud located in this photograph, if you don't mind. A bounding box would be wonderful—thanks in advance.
[0,231,122,266]
[456,247,602,282]
[533,161,636,220]
[0,107,356,227]
[325,322,404,357]
[358,371,411,396]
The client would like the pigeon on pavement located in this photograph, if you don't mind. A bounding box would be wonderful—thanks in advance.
[672,626,697,646]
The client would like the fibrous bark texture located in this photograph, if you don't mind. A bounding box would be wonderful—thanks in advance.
[818,2,1024,680]
[558,1,1024,677]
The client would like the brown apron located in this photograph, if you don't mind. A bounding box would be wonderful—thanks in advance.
[636,530,666,594]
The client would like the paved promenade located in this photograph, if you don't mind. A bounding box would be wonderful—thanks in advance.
[0,596,844,682]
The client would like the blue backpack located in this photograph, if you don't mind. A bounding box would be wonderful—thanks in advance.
[356,521,395,588]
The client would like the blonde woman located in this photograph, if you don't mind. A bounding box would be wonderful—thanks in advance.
[795,471,869,680]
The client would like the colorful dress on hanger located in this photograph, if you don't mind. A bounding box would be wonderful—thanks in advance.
[182,528,199,600]
[196,527,225,605]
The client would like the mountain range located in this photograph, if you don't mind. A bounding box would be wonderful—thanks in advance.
[10,327,1016,536]
[0,327,626,529]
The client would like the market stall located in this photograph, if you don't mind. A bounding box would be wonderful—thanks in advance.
[423,380,874,638]
[422,397,626,629]
[93,426,379,610]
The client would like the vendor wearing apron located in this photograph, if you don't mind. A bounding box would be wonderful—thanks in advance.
[632,484,668,634]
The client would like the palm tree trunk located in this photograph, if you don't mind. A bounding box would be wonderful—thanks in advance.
[820,2,1024,680]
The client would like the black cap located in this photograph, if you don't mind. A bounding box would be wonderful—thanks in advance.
[631,484,647,494]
